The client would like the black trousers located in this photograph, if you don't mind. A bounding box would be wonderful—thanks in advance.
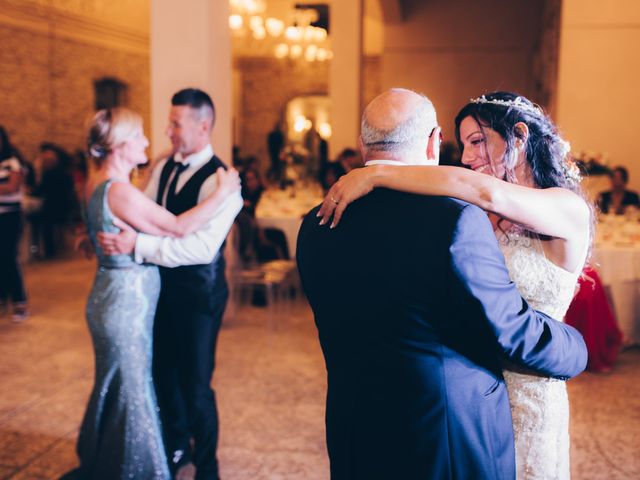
[153,285,228,480]
[0,211,27,303]
[28,211,60,258]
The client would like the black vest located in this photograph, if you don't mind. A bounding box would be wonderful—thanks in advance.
[157,155,228,300]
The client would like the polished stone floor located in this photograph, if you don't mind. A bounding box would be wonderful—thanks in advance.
[0,257,638,479]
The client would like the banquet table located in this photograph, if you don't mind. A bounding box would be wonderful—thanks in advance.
[255,185,324,258]
[594,216,640,344]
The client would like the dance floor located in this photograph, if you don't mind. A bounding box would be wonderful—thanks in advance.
[0,257,638,479]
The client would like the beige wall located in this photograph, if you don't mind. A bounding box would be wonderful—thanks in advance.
[368,0,546,141]
[0,0,149,162]
[151,0,232,161]
[557,0,640,189]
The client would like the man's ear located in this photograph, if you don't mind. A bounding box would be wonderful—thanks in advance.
[357,136,365,157]
[426,126,441,164]
[201,118,212,136]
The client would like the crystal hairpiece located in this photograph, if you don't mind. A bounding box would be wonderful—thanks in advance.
[562,158,582,186]
[470,95,543,116]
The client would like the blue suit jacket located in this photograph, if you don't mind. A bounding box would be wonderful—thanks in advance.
[296,189,587,480]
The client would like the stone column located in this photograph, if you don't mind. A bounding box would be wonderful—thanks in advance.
[150,0,232,162]
[329,0,363,158]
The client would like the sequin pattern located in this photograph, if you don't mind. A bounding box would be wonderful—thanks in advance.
[498,230,580,480]
[73,180,170,479]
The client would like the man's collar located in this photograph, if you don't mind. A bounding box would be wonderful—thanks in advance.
[365,159,408,167]
[365,159,438,167]
[174,144,214,168]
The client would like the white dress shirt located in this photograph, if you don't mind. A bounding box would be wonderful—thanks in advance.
[134,144,243,267]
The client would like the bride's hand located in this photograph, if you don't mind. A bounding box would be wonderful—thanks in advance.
[216,167,241,197]
[317,167,378,228]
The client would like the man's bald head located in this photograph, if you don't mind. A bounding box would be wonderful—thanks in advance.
[360,88,437,164]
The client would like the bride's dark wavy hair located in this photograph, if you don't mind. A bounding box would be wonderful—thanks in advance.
[454,91,595,266]
[454,91,579,191]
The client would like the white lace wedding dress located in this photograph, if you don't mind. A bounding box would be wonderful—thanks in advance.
[499,230,583,480]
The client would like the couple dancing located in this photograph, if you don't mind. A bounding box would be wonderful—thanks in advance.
[298,88,591,479]
[64,89,241,479]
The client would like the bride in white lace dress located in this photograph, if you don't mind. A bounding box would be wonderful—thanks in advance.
[318,91,592,479]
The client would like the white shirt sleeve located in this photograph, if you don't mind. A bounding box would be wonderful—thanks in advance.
[133,191,243,267]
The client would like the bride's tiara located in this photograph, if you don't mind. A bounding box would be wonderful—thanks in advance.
[469,95,543,116]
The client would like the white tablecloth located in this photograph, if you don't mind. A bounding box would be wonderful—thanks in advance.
[594,217,640,343]
[255,186,323,258]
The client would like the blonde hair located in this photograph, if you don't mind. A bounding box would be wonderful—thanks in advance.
[87,107,142,165]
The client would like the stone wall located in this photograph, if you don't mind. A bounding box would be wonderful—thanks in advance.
[234,57,328,170]
[0,0,149,162]
[234,55,381,170]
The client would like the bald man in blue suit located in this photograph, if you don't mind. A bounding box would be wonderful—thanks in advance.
[297,89,587,480]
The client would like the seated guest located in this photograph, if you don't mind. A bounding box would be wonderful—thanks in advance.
[240,165,264,215]
[598,166,640,214]
[237,167,289,262]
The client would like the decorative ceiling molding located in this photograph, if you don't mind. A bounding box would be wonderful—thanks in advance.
[0,0,149,55]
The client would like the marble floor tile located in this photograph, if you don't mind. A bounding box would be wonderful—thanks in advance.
[0,257,638,479]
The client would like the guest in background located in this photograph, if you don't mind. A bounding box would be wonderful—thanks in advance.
[232,145,243,168]
[29,143,76,258]
[237,167,289,262]
[0,125,29,322]
[70,149,89,223]
[267,122,285,182]
[598,166,640,215]
[240,166,265,215]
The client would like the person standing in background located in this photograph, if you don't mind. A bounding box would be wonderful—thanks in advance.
[0,126,28,322]
[267,122,285,182]
[29,143,75,259]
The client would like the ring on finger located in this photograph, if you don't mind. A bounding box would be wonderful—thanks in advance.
[331,196,339,205]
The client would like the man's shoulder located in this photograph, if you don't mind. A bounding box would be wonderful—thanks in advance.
[298,192,480,240]
[196,155,227,180]
[369,188,473,214]
[208,154,227,169]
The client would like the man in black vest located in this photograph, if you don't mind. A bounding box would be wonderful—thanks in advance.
[99,88,242,479]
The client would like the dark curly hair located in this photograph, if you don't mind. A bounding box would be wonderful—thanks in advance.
[454,91,594,262]
[454,91,579,193]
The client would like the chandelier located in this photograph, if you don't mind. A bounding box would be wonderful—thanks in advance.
[228,0,332,62]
